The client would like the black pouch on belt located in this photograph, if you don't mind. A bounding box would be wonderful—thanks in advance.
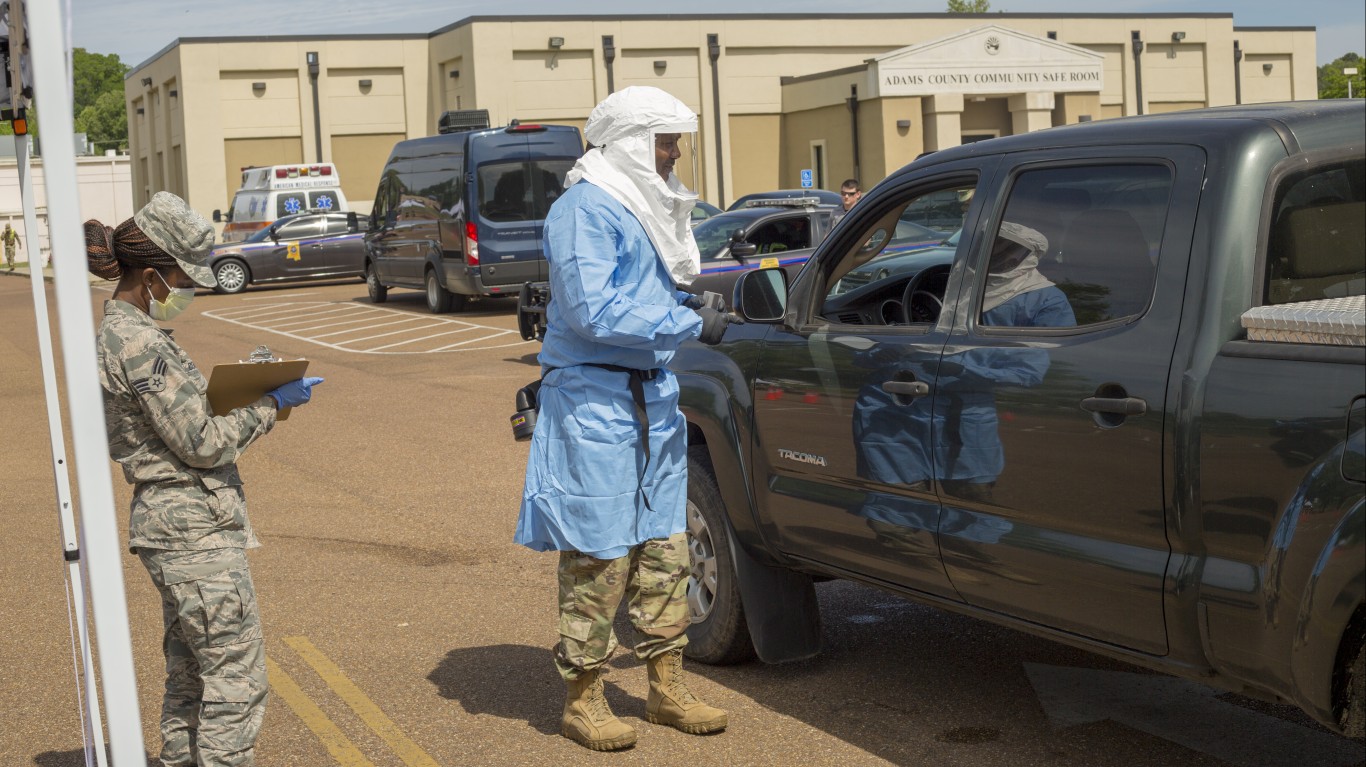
[510,379,542,441]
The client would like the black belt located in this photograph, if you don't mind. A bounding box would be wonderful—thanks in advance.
[552,364,660,512]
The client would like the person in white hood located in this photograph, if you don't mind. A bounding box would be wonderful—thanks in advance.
[514,86,732,751]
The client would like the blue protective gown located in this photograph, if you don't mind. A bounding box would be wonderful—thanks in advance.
[515,182,703,559]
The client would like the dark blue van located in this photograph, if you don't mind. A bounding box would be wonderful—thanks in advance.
[364,120,583,312]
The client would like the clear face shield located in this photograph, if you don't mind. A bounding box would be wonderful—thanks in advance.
[651,121,700,194]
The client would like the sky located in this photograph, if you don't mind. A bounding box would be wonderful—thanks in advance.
[70,0,1365,70]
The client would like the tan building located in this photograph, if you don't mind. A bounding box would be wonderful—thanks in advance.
[126,14,1316,220]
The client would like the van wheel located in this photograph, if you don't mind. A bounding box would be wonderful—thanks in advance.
[683,444,756,665]
[213,259,249,294]
[425,269,454,313]
[366,262,387,303]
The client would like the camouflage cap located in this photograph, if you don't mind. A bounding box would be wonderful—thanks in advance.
[133,191,218,288]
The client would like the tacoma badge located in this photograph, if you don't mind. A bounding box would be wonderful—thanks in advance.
[778,448,828,467]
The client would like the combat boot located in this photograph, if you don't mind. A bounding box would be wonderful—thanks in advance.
[646,648,728,734]
[562,669,637,751]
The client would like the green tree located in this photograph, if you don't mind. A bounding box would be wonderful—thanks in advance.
[1318,52,1363,99]
[947,0,991,11]
[1,47,129,148]
[75,90,128,151]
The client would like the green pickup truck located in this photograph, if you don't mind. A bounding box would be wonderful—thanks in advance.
[673,100,1365,736]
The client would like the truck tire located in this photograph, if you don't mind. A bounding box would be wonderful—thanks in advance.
[213,259,249,294]
[425,269,454,313]
[366,262,387,304]
[1345,640,1365,739]
[684,445,757,665]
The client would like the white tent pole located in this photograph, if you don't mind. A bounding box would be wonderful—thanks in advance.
[10,1,110,762]
[15,131,110,767]
[25,0,146,763]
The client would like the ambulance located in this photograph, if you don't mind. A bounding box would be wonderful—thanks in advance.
[214,163,349,243]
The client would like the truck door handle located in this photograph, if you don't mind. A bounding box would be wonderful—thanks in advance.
[1081,396,1147,416]
[882,380,930,398]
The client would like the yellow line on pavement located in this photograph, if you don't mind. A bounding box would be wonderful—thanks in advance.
[266,656,375,766]
[284,635,441,767]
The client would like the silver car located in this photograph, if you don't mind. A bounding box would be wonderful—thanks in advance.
[208,211,365,294]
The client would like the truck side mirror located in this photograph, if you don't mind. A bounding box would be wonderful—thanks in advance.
[212,209,222,223]
[347,211,360,233]
[733,268,788,323]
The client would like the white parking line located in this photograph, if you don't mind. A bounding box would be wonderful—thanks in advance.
[203,300,528,354]
[339,322,452,345]
[313,316,429,339]
[242,292,319,300]
[269,307,386,330]
[362,327,483,352]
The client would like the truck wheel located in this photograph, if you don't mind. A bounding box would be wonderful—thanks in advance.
[1345,640,1365,739]
[213,259,249,294]
[426,269,454,314]
[683,444,756,665]
[366,262,387,304]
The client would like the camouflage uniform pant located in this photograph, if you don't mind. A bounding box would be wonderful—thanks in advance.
[4,244,14,269]
[555,532,691,681]
[139,547,268,767]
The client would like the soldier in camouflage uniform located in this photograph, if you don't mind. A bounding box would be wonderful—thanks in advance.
[3,223,20,270]
[86,192,323,767]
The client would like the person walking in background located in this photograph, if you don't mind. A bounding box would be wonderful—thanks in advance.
[3,223,21,270]
[87,191,323,767]
[515,86,736,752]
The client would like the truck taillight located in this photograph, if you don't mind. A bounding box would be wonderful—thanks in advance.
[275,168,287,178]
[320,166,333,176]
[465,221,480,265]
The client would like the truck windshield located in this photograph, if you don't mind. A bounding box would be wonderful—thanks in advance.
[477,160,575,222]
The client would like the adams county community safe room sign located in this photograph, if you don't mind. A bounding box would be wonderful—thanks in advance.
[868,24,1105,98]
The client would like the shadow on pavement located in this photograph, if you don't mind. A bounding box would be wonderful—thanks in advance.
[430,643,644,736]
[32,748,153,766]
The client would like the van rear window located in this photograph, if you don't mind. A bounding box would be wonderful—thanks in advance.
[477,160,574,222]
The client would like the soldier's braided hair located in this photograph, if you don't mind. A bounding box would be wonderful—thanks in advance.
[84,217,177,281]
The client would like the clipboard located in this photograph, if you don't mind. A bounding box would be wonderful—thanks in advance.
[206,359,309,421]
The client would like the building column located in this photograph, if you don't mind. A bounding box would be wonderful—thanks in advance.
[1009,92,1056,135]
[922,93,964,151]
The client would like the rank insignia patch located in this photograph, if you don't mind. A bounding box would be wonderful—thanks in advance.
[133,357,169,395]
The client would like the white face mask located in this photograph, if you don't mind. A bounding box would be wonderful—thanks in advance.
[146,269,195,321]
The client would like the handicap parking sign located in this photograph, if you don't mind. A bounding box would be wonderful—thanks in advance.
[800,169,813,189]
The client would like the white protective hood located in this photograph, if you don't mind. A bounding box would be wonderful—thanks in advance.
[564,86,701,286]
[982,221,1056,312]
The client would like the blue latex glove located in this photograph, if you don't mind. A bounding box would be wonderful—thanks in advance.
[268,377,324,409]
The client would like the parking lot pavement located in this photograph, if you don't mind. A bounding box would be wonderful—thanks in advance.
[3,278,1362,767]
[202,294,524,355]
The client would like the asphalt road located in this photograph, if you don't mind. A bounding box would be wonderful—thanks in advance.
[1,274,1362,767]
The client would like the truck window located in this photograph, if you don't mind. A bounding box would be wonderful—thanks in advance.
[1264,157,1365,305]
[982,164,1172,327]
[825,183,974,302]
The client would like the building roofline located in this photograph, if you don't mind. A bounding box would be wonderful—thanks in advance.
[1233,25,1317,32]
[128,33,429,76]
[129,12,1268,76]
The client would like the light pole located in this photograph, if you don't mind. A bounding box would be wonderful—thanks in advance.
[1347,67,1359,99]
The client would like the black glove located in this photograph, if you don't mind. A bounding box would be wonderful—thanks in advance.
[683,290,726,312]
[696,306,743,345]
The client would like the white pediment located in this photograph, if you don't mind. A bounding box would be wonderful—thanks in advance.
[869,24,1104,98]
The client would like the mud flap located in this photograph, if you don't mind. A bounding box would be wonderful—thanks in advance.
[726,524,822,663]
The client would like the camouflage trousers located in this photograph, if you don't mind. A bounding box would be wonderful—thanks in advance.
[139,547,268,767]
[555,533,691,681]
